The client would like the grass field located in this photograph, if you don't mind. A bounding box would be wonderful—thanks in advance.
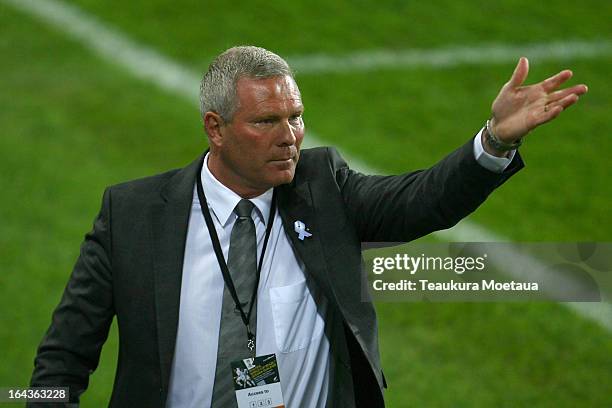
[1,0,611,406]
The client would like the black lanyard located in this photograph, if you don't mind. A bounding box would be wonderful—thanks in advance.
[196,164,276,353]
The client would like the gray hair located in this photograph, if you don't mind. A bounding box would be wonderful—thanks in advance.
[199,46,294,122]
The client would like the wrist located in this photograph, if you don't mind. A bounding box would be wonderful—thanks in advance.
[481,128,509,158]
[484,119,522,156]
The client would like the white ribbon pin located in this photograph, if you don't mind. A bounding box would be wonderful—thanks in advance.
[294,220,312,241]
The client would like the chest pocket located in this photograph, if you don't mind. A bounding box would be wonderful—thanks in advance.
[269,280,326,353]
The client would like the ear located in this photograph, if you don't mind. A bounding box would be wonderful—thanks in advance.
[204,111,225,148]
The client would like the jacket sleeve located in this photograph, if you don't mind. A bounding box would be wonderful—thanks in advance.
[330,138,524,242]
[29,188,115,406]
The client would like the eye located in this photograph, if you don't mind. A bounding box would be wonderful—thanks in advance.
[289,114,303,124]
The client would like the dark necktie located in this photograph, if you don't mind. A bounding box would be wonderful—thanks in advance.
[211,199,257,407]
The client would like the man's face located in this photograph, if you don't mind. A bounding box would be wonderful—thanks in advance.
[208,75,305,197]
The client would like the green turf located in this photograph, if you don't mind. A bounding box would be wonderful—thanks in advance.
[378,302,612,407]
[69,0,612,67]
[1,1,611,407]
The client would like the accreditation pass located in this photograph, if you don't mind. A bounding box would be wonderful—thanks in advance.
[230,353,285,408]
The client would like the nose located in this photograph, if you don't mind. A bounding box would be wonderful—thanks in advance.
[278,119,297,147]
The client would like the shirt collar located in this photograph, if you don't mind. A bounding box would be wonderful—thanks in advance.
[200,153,273,227]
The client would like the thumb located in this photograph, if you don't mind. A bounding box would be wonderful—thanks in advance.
[508,57,529,88]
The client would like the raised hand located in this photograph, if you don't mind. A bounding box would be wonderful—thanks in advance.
[489,57,588,143]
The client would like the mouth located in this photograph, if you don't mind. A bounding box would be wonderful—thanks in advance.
[268,154,297,171]
[269,157,293,163]
[268,158,294,172]
[269,146,299,167]
[269,151,297,163]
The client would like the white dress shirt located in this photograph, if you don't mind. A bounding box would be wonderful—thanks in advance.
[167,132,514,407]
[473,127,515,173]
[167,154,331,408]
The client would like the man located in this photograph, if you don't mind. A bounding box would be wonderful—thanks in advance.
[29,46,587,407]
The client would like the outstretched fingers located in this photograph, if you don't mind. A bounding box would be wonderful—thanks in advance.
[507,57,530,88]
[541,69,573,92]
[551,92,581,110]
[493,59,588,137]
[547,84,589,103]
[537,103,564,125]
[539,93,581,126]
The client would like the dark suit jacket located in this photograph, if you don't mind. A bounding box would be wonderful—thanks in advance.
[30,140,523,407]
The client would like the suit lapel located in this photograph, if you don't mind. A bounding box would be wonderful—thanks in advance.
[151,155,203,395]
[277,179,355,374]
[276,181,335,298]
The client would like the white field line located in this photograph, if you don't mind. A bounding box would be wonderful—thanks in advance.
[287,41,612,74]
[0,0,201,103]
[4,0,610,332]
